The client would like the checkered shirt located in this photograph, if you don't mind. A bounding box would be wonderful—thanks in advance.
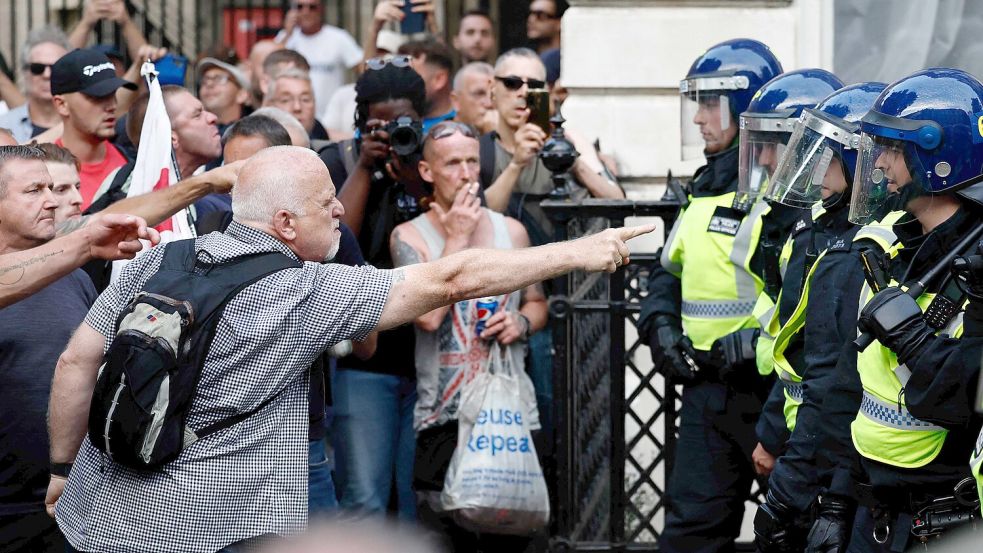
[56,221,394,553]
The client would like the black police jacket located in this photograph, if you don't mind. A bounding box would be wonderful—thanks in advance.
[755,206,851,460]
[823,206,983,501]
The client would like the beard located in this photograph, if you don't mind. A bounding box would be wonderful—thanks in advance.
[324,237,341,262]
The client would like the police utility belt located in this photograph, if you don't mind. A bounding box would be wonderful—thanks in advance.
[856,478,979,545]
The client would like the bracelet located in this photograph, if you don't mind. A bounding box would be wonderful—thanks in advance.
[50,462,73,478]
[516,313,531,342]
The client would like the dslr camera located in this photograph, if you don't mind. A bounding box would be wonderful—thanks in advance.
[383,116,424,161]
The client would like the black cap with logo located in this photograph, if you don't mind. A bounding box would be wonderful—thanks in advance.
[51,48,138,97]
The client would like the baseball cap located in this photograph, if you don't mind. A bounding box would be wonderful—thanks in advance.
[196,57,249,89]
[51,48,138,97]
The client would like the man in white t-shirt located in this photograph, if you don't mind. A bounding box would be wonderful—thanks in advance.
[276,0,363,116]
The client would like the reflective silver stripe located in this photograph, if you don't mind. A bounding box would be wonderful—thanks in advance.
[681,299,757,319]
[853,224,897,247]
[731,200,769,302]
[757,303,777,334]
[782,379,803,403]
[859,390,944,431]
[104,375,127,461]
[660,214,684,275]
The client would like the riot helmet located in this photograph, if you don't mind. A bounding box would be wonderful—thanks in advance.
[850,68,983,224]
[679,38,783,161]
[737,69,844,205]
[766,82,886,211]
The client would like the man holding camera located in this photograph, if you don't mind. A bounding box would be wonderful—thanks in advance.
[317,60,430,520]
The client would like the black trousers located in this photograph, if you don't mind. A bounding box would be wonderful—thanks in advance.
[658,380,763,553]
[0,510,65,553]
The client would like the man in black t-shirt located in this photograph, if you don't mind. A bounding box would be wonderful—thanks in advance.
[0,146,97,553]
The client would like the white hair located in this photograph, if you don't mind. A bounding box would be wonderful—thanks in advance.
[265,67,312,99]
[251,106,310,148]
[453,61,494,92]
[232,146,320,223]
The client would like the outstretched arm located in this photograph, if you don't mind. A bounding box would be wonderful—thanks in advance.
[0,214,158,308]
[376,224,654,331]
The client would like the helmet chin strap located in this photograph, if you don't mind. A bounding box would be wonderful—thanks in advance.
[822,191,847,212]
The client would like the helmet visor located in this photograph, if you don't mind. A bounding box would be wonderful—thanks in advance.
[680,77,738,161]
[765,110,857,208]
[849,133,930,224]
[738,114,793,204]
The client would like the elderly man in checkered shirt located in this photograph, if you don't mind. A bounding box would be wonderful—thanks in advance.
[43,145,654,553]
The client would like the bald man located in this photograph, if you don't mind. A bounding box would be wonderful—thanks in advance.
[47,146,651,552]
[247,39,285,105]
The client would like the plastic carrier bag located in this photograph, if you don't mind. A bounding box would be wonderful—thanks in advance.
[440,342,550,535]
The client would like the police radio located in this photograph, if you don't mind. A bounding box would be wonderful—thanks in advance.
[855,225,983,351]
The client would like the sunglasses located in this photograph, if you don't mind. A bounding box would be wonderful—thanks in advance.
[495,75,546,91]
[426,121,479,142]
[365,55,412,71]
[293,2,320,11]
[529,10,559,21]
[25,63,53,76]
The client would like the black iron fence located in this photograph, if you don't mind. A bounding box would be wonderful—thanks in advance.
[543,199,760,552]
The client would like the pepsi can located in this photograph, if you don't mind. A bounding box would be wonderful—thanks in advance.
[475,297,499,337]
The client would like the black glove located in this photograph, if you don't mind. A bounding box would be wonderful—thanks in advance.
[649,315,699,382]
[710,327,759,381]
[805,495,853,553]
[952,243,983,300]
[754,490,809,553]
[857,286,932,362]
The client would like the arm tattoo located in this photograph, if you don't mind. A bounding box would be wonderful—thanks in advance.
[56,214,91,237]
[0,249,64,285]
[390,229,423,268]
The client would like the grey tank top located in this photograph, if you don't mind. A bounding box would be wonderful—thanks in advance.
[410,209,526,432]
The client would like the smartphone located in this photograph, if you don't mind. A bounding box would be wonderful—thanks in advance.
[527,88,552,134]
[401,1,426,35]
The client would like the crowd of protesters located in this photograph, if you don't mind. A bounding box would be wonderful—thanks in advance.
[0,1,636,553]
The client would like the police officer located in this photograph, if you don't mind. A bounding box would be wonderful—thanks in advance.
[638,38,782,553]
[809,68,983,552]
[713,69,844,483]
[749,82,886,552]
[960,244,983,513]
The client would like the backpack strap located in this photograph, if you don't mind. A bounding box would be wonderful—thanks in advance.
[479,131,497,190]
[153,240,304,444]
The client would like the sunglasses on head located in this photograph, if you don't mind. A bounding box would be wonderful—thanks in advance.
[426,121,479,142]
[25,63,52,76]
[365,55,413,71]
[495,75,546,91]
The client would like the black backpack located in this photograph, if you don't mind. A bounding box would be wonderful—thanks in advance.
[88,239,301,470]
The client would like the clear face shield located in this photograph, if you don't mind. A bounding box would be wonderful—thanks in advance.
[679,74,747,161]
[738,113,794,204]
[765,109,858,208]
[849,133,931,225]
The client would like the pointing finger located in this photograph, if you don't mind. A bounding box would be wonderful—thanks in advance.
[617,224,657,241]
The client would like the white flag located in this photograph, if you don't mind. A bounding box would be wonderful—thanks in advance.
[111,61,196,282]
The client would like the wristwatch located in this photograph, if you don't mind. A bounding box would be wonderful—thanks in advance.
[50,462,73,478]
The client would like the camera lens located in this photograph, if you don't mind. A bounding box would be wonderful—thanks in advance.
[386,117,423,158]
